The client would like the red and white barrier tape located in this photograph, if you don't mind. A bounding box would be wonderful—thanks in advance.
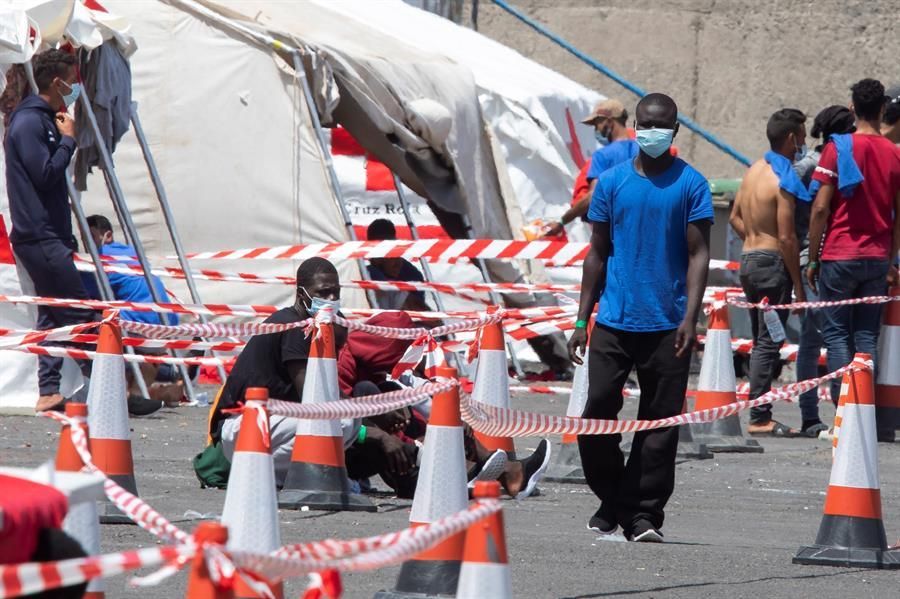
[237,500,501,582]
[267,381,455,421]
[121,319,310,339]
[0,321,100,350]
[461,361,862,437]
[727,294,900,312]
[696,335,826,364]
[0,294,277,319]
[10,344,229,367]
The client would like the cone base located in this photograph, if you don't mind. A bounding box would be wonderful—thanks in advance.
[278,488,376,512]
[373,559,460,598]
[544,443,586,483]
[690,418,763,454]
[793,545,900,569]
[96,473,139,524]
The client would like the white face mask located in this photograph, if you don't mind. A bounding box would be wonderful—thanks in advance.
[300,287,340,316]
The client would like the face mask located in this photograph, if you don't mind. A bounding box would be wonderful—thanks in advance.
[794,143,807,162]
[300,287,340,316]
[635,128,674,158]
[594,131,609,147]
[60,81,81,108]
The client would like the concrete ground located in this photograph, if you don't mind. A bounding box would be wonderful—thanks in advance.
[2,389,899,599]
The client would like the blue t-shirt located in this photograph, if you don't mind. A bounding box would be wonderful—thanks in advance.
[586,139,639,181]
[82,242,178,326]
[587,158,713,332]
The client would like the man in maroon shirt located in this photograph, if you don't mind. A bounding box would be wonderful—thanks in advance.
[808,78,900,441]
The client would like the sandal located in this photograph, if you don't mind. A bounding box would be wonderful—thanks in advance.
[747,420,801,437]
[801,422,829,438]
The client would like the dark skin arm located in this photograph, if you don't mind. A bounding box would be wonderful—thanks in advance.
[567,221,609,364]
[544,179,597,237]
[677,220,711,358]
[806,183,834,294]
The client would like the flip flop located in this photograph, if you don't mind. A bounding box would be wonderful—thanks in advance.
[515,439,551,500]
[748,420,801,437]
[468,449,508,489]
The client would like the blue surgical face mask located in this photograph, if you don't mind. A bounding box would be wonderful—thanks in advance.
[595,130,609,147]
[60,81,81,108]
[300,287,340,316]
[794,143,807,163]
[635,127,674,158]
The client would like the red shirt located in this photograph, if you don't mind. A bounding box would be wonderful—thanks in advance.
[812,133,900,260]
[570,162,591,207]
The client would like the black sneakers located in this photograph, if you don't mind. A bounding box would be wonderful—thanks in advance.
[628,518,664,543]
[587,505,618,535]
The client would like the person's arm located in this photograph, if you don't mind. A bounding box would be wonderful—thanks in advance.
[806,183,834,293]
[776,190,805,303]
[567,221,609,365]
[544,180,597,237]
[11,113,76,192]
[677,219,711,357]
[890,188,900,286]
[729,185,746,241]
[285,360,307,398]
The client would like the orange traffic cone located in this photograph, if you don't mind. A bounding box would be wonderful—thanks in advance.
[56,403,104,599]
[690,302,762,453]
[220,388,284,598]
[793,354,900,568]
[278,318,375,512]
[472,306,516,458]
[185,522,234,599]
[875,287,900,438]
[375,366,469,599]
[87,312,141,523]
[456,481,511,599]
[545,318,593,483]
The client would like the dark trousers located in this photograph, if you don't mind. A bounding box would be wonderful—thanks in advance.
[578,324,690,532]
[797,266,825,422]
[819,259,889,413]
[13,239,95,395]
[345,381,418,498]
[739,251,792,424]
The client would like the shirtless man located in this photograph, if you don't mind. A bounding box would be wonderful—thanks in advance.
[729,108,808,436]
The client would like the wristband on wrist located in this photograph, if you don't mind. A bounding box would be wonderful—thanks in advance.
[807,261,819,270]
[357,424,367,445]
[575,319,588,329]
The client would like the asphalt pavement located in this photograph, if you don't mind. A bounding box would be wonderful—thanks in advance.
[2,387,899,598]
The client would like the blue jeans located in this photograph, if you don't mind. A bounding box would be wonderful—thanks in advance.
[797,269,824,423]
[818,259,889,404]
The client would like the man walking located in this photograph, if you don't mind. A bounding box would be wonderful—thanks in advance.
[729,109,808,437]
[5,50,92,411]
[808,78,900,441]
[568,93,712,542]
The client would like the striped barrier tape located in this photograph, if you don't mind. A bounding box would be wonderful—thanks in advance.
[727,294,900,311]
[460,361,861,437]
[13,344,229,368]
[0,321,100,350]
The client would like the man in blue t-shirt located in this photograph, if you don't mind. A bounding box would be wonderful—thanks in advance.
[568,93,713,543]
[543,99,639,237]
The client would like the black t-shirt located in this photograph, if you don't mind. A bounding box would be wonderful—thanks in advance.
[209,307,310,442]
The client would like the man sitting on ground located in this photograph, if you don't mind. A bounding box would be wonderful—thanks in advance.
[84,215,184,415]
[365,219,432,312]
[337,310,551,499]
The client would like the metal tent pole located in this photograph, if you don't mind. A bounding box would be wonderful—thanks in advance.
[129,103,229,384]
[76,89,198,403]
[392,175,466,374]
[67,177,151,399]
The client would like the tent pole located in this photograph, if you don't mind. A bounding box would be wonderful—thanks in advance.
[67,177,151,400]
[461,214,525,377]
[288,51,380,309]
[75,89,198,403]
[128,103,229,384]
[391,174,466,374]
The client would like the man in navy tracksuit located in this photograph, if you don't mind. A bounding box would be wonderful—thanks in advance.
[5,50,93,411]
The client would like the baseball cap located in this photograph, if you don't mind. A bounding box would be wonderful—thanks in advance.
[582,99,627,124]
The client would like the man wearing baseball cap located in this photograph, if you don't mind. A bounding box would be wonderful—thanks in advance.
[544,99,638,237]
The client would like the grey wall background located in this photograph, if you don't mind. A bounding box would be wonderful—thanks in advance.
[466,0,899,178]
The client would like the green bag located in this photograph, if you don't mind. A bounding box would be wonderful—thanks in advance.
[192,442,231,489]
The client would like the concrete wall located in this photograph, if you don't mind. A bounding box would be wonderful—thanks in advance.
[469,0,899,178]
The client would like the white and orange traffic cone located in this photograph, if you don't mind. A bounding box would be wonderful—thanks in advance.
[875,287,900,438]
[456,481,511,599]
[472,306,516,458]
[278,318,375,512]
[87,312,141,523]
[690,302,762,453]
[56,402,104,599]
[794,354,900,568]
[185,521,234,599]
[375,366,469,599]
[220,387,284,598]
[545,318,592,483]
